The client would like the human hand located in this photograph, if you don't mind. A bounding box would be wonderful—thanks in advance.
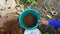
[40,19,48,25]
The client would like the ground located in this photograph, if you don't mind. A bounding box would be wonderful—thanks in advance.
[0,0,60,34]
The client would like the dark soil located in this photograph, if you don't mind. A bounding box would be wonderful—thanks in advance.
[23,14,37,27]
[0,15,24,34]
[38,24,59,34]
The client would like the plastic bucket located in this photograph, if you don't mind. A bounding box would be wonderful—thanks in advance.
[19,9,40,30]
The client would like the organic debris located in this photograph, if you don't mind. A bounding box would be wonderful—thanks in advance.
[38,24,59,34]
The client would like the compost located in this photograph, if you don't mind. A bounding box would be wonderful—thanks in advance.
[23,14,37,27]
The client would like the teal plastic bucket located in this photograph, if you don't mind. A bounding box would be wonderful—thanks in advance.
[19,9,40,30]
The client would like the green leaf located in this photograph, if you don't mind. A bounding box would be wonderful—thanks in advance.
[32,1,38,5]
[27,0,31,3]
[45,32,49,34]
[40,14,45,18]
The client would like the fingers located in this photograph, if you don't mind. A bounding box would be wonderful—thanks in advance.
[39,19,48,25]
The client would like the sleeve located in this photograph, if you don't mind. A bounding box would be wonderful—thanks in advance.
[48,20,60,28]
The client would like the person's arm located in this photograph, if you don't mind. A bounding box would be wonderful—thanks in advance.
[48,20,60,28]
